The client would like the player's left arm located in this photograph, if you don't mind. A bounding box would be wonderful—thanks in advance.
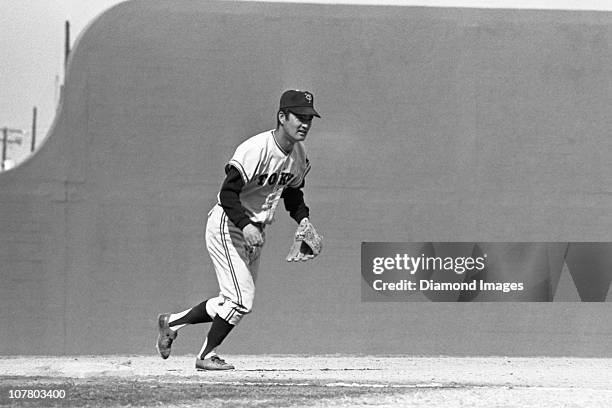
[281,180,309,224]
[283,153,311,223]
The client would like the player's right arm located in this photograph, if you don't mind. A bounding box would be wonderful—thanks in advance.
[219,165,263,247]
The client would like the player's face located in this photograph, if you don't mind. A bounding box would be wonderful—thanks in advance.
[282,111,314,142]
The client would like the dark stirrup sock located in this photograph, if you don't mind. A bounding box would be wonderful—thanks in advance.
[169,299,213,327]
[199,315,235,359]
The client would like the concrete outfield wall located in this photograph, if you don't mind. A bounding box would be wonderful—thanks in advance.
[1,0,611,356]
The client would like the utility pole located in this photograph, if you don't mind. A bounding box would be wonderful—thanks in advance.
[31,107,37,152]
[65,21,71,68]
[1,127,24,171]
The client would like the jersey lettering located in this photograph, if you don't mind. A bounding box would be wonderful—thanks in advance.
[267,173,278,185]
[279,173,295,185]
[257,174,268,186]
[256,172,295,187]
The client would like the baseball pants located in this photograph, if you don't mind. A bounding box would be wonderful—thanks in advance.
[205,204,263,325]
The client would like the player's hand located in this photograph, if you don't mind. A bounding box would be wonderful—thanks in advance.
[243,223,264,248]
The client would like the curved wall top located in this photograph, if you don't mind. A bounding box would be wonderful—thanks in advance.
[1,0,611,356]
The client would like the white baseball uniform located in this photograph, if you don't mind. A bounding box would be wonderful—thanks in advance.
[205,129,310,325]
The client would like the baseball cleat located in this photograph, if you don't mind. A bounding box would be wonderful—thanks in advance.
[156,313,177,359]
[195,355,235,371]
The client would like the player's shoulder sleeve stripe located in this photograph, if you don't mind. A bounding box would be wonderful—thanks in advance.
[299,143,311,174]
[303,157,311,178]
[228,159,250,184]
[289,146,311,188]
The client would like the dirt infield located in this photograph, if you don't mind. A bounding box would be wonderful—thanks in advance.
[1,355,611,407]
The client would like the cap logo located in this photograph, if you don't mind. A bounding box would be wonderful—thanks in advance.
[304,92,312,104]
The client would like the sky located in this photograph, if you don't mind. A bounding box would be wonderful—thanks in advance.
[1,0,612,164]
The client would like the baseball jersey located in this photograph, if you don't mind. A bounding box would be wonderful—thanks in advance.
[219,130,310,225]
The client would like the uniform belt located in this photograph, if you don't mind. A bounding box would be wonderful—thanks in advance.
[215,204,264,231]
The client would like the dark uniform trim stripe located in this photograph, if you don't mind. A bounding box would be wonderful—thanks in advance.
[225,308,236,323]
[220,212,242,307]
[272,131,290,156]
[290,158,310,188]
[228,160,250,184]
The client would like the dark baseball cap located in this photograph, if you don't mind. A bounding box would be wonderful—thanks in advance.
[279,90,321,118]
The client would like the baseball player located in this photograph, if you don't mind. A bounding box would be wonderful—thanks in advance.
[157,90,323,370]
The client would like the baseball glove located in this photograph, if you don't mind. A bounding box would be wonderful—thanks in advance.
[286,218,323,262]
